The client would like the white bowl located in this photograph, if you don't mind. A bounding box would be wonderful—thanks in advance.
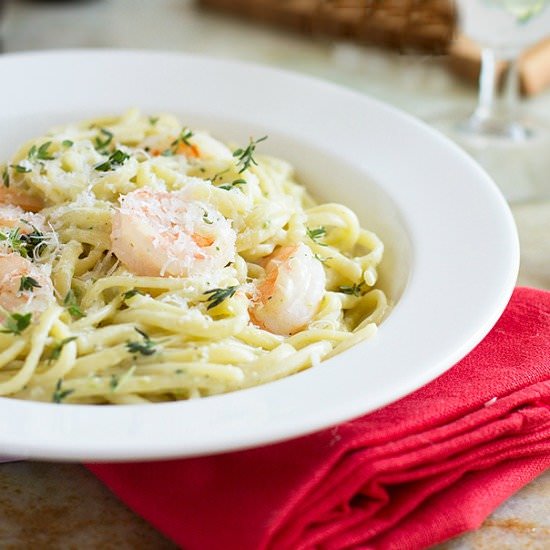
[0,50,518,461]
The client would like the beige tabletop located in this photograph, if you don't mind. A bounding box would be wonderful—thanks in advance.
[0,1,549,548]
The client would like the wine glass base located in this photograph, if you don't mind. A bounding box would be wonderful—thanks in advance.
[427,108,550,203]
[456,114,533,142]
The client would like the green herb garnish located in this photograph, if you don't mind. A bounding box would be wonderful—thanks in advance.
[233,136,268,173]
[109,365,136,391]
[203,285,238,310]
[202,210,214,225]
[52,379,74,403]
[0,227,43,258]
[11,164,31,174]
[94,128,113,152]
[219,178,247,191]
[126,328,157,356]
[122,288,144,301]
[2,168,9,188]
[162,127,195,156]
[175,127,193,146]
[28,141,54,162]
[49,336,77,363]
[0,228,26,256]
[0,222,48,259]
[1,312,32,335]
[306,226,328,246]
[63,290,85,320]
[110,374,119,390]
[211,168,230,183]
[19,276,41,292]
[95,149,130,172]
[19,222,48,258]
[62,140,74,148]
[313,252,332,264]
[149,116,159,126]
[338,282,365,297]
[12,142,55,172]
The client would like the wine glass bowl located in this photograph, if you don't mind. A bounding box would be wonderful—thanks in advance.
[430,0,550,201]
[459,0,550,56]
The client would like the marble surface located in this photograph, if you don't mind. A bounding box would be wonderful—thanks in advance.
[0,1,549,548]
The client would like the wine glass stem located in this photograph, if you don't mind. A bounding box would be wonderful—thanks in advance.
[474,48,499,122]
[467,47,529,140]
[505,56,521,120]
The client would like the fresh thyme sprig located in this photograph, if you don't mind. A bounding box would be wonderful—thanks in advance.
[95,149,130,172]
[306,226,328,246]
[203,285,238,310]
[19,276,41,292]
[63,290,86,320]
[49,336,78,363]
[233,136,268,173]
[52,379,74,404]
[1,312,32,335]
[126,328,158,356]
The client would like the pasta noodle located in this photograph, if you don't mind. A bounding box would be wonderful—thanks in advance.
[0,109,388,404]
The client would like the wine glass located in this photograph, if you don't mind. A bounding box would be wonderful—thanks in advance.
[432,0,550,201]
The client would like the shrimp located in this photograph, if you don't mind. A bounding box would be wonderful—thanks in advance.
[144,136,200,158]
[0,253,54,323]
[0,184,44,213]
[140,131,233,160]
[111,188,237,277]
[0,203,46,234]
[250,243,326,336]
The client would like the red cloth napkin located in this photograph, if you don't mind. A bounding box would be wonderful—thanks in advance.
[88,287,550,550]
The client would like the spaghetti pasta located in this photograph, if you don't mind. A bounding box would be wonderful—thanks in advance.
[0,109,388,404]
